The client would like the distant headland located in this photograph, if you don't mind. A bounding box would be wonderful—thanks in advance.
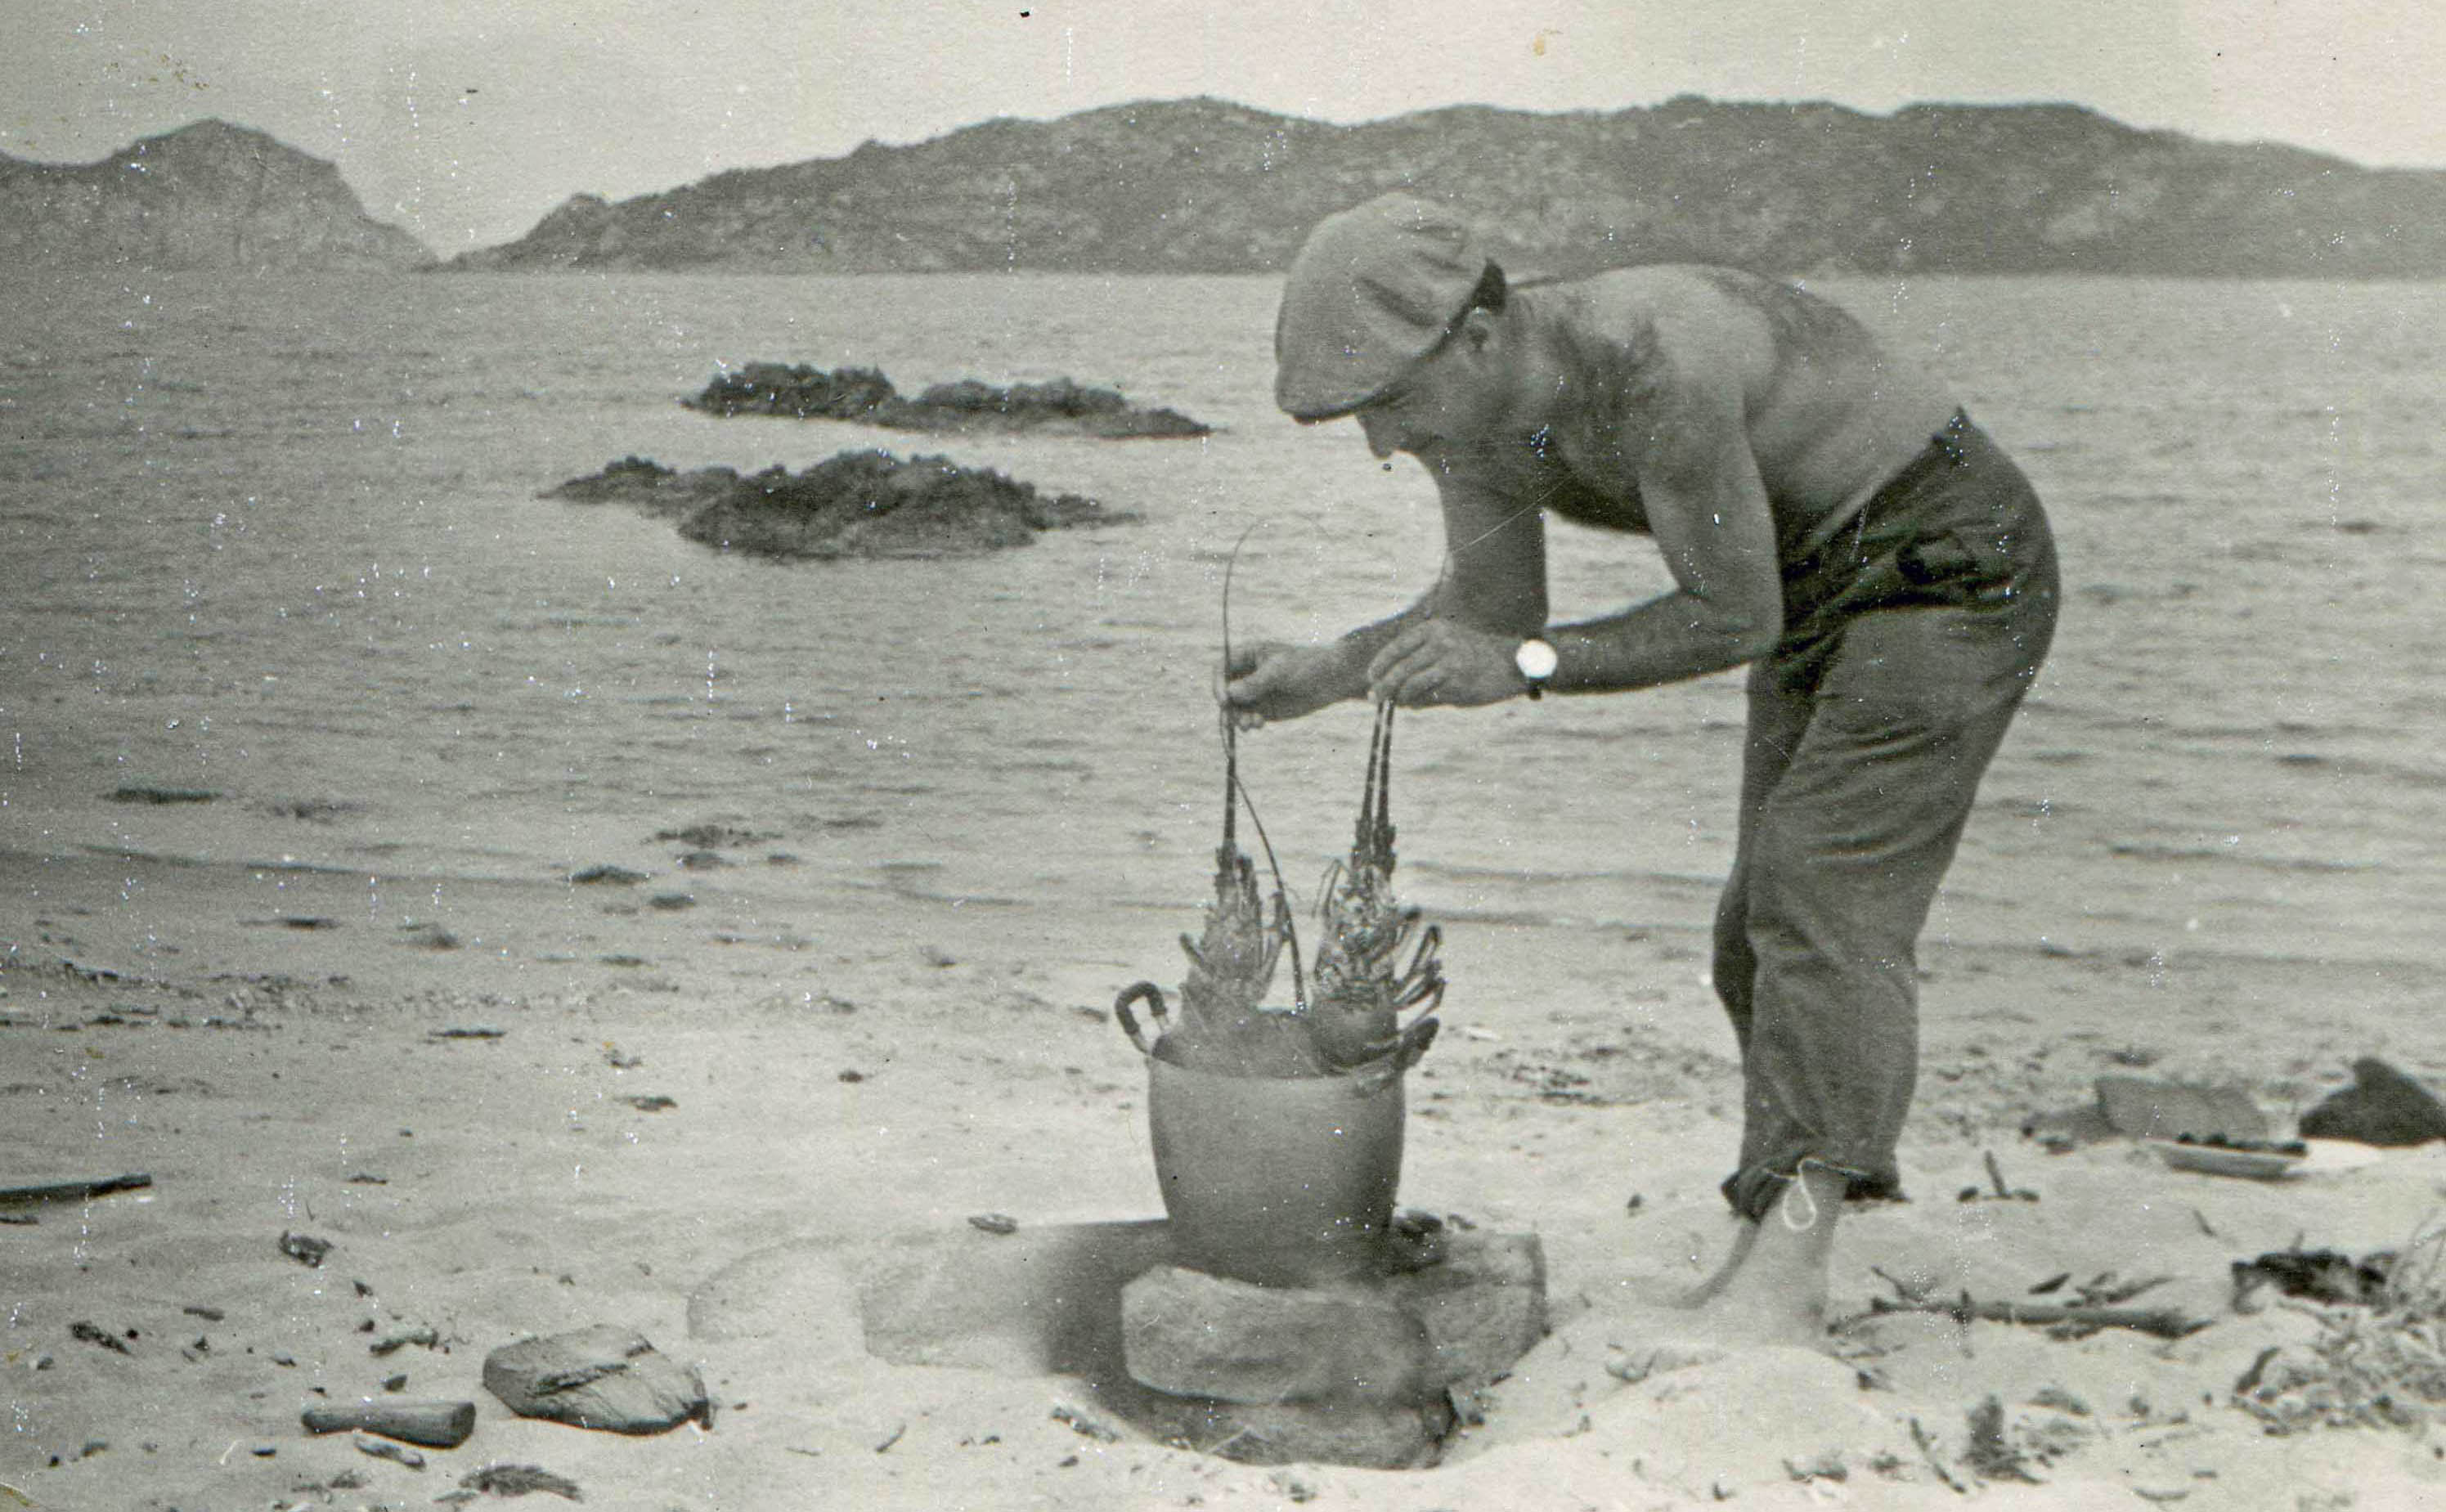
[0,120,432,272]
[13,101,2446,278]
[440,96,2446,280]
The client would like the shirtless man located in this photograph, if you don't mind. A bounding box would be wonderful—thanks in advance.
[1226,193,2059,1343]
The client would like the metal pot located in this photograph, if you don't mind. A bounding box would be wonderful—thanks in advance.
[1144,1052,1406,1288]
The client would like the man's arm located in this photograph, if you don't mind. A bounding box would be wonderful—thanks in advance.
[1227,469,1548,717]
[1542,321,1783,693]
[1427,463,1551,639]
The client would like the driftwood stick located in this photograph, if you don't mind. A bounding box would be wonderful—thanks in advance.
[1907,1416,1968,1495]
[302,1399,476,1448]
[0,1173,152,1206]
[1869,1293,2210,1340]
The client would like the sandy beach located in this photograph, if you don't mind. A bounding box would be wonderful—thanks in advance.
[8,836,2446,1510]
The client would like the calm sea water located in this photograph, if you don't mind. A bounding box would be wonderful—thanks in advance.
[2,270,2441,975]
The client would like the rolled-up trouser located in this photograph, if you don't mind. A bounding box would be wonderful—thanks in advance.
[1715,412,2059,1222]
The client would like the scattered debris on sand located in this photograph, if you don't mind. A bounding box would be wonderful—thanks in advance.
[0,1173,152,1206]
[682,362,1211,438]
[2234,1246,2396,1308]
[107,783,218,805]
[68,1321,132,1355]
[2237,1223,2446,1432]
[454,1461,585,1501]
[545,451,1129,559]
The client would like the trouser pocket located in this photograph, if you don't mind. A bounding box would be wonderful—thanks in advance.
[1896,531,1983,587]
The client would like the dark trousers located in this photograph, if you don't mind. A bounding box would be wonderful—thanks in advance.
[1715,415,2059,1221]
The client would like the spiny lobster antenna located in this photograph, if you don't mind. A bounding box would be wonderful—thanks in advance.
[1219,713,1239,855]
[1352,697,1396,863]
[1218,518,1307,1012]
[1375,699,1396,847]
[1358,698,1385,837]
[1232,770,1308,1014]
[1217,522,1265,853]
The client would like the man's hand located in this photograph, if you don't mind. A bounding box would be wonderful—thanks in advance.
[1367,619,1529,707]
[1223,640,1346,729]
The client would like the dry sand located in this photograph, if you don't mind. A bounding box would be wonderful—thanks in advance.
[7,844,2446,1511]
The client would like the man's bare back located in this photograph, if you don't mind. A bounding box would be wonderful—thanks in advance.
[1518,266,1963,559]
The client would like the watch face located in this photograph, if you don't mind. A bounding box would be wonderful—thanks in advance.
[1516,638,1559,680]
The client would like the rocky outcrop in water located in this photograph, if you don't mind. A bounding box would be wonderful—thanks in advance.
[448,96,2446,280]
[684,363,1210,437]
[1,119,433,272]
[544,451,1129,559]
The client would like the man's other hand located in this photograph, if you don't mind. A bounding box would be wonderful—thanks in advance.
[1223,640,1343,729]
[1367,619,1528,708]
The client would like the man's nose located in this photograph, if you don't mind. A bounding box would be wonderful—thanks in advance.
[1358,410,1398,460]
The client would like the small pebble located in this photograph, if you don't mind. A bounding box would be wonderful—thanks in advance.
[354,1433,424,1469]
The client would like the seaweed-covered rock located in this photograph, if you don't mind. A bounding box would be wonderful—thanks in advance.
[686,363,900,423]
[542,450,1130,559]
[541,455,743,518]
[683,363,1210,438]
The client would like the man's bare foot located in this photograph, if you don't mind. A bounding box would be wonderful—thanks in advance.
[1687,1162,1847,1348]
[1669,1219,1757,1309]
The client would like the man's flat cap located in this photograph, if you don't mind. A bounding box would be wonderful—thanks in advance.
[1274,193,1491,421]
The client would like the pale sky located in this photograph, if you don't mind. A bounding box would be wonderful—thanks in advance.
[6,0,2440,253]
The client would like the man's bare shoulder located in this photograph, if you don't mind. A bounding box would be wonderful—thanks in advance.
[1551,267,1782,381]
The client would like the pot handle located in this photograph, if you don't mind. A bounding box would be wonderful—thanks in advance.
[1114,980,1168,1057]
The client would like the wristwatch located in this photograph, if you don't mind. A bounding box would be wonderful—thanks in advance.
[1514,637,1559,701]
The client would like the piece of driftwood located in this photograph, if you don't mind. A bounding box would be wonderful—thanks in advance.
[0,1173,152,1205]
[1867,1293,2211,1339]
[303,1398,477,1448]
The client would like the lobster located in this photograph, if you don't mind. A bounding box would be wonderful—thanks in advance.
[1113,684,1325,1077]
[1115,689,1438,1081]
[1305,698,1443,1084]
[1114,532,1439,1080]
